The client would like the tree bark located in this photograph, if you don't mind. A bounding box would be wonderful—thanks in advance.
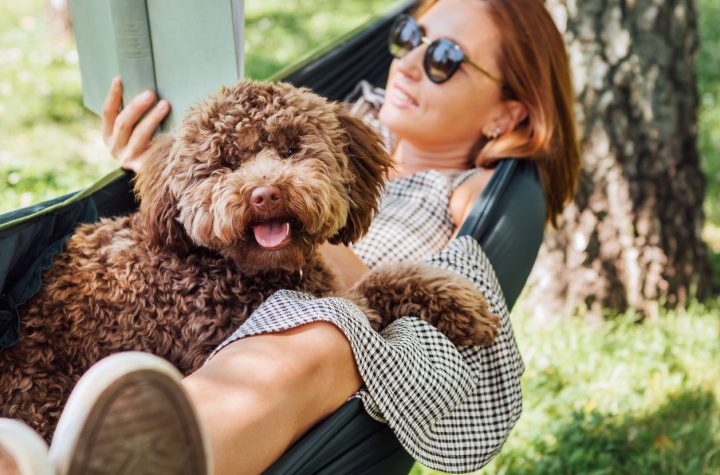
[526,0,713,320]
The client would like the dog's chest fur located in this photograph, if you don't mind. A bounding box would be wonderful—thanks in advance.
[11,215,337,375]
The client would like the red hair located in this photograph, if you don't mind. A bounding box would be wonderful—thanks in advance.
[417,0,580,227]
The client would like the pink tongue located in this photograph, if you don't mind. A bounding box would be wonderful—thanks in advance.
[252,221,291,248]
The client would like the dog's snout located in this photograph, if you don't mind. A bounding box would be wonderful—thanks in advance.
[251,186,282,211]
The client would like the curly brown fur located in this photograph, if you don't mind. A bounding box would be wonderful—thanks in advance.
[0,80,391,440]
[346,262,500,347]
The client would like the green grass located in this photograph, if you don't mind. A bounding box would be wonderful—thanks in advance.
[244,0,400,80]
[0,0,113,212]
[699,0,720,269]
[699,0,720,229]
[413,303,720,474]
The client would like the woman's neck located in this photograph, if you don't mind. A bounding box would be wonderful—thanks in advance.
[391,140,474,178]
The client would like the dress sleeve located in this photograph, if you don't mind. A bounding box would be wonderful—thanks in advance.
[357,236,524,472]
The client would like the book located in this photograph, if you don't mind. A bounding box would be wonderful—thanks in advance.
[69,0,245,131]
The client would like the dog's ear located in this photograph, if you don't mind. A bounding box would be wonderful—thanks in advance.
[134,134,192,255]
[330,107,394,245]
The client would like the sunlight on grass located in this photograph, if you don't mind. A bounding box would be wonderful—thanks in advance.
[699,0,720,228]
[0,0,113,213]
[244,0,400,79]
[412,303,720,474]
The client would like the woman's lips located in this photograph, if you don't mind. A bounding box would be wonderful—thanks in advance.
[387,85,418,108]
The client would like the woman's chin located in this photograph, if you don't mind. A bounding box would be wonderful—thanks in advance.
[379,105,414,135]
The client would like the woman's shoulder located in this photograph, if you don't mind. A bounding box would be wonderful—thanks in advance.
[449,168,494,228]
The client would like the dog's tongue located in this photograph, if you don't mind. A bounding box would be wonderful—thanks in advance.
[252,221,291,248]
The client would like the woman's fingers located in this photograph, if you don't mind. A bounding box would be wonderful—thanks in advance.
[100,78,172,172]
[101,77,122,143]
[108,90,157,157]
[126,100,170,155]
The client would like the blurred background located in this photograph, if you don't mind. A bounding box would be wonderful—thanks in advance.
[0,0,718,473]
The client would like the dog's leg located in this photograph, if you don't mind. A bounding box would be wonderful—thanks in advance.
[345,262,500,347]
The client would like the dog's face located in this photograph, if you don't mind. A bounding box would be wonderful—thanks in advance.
[135,81,392,272]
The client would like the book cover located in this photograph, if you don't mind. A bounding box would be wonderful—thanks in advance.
[146,0,244,129]
[69,0,244,131]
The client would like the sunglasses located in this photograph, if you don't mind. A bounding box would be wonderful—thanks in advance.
[388,14,503,85]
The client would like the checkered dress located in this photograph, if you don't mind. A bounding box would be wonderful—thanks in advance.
[209,81,524,473]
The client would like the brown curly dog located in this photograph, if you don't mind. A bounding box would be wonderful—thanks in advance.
[0,80,498,441]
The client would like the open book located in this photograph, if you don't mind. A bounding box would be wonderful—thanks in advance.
[69,0,244,130]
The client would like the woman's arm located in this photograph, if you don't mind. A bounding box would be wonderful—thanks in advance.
[449,169,494,235]
[318,242,370,290]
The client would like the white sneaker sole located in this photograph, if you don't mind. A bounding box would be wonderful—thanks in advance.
[49,352,211,475]
[0,418,54,475]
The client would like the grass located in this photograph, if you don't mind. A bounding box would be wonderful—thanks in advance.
[244,0,400,79]
[411,303,720,474]
[1,0,719,473]
[0,0,112,212]
[698,0,720,273]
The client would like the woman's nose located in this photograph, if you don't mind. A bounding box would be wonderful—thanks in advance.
[394,47,424,81]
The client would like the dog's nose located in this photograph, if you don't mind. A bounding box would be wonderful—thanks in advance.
[251,186,282,211]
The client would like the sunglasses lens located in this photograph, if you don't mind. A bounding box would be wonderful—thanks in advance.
[424,39,464,83]
[389,15,421,58]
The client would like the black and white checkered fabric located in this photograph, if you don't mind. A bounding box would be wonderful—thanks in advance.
[208,82,525,473]
[209,238,523,473]
[350,168,480,268]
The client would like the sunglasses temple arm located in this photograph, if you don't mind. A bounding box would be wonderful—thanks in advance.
[466,58,503,84]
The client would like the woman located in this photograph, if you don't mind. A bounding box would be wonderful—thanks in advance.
[0,0,579,474]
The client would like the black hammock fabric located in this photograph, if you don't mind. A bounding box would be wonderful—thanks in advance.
[0,1,546,473]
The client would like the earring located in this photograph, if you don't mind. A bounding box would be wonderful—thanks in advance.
[488,127,502,139]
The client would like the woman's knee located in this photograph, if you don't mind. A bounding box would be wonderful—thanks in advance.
[191,322,361,401]
[183,322,363,453]
[251,322,361,398]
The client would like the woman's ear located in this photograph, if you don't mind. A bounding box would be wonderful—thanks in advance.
[505,100,528,127]
[483,100,529,137]
[330,107,394,245]
[133,134,192,255]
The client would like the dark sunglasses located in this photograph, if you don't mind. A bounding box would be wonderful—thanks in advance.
[388,14,503,85]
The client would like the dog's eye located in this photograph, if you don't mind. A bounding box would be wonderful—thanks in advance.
[280,147,299,159]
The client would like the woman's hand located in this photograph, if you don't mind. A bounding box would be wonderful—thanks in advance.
[318,242,370,291]
[101,77,171,172]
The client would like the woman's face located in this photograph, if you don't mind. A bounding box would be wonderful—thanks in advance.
[379,0,505,149]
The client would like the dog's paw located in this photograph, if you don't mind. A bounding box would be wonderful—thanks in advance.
[430,274,500,346]
[352,262,500,346]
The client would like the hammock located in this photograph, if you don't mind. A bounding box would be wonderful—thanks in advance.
[0,1,546,472]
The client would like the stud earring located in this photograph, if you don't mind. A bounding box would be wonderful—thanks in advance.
[488,127,502,139]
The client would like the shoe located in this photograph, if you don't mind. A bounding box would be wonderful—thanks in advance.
[0,418,54,475]
[49,352,211,475]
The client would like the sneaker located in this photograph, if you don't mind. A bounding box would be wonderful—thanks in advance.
[49,352,211,475]
[0,418,54,475]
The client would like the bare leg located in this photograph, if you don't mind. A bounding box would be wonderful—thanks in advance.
[182,322,362,475]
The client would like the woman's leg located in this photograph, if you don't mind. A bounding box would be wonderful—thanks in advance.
[182,322,363,475]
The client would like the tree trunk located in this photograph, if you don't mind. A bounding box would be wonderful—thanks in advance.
[526,0,714,320]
